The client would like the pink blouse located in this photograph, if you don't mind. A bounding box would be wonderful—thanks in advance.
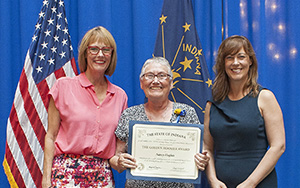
[49,73,128,159]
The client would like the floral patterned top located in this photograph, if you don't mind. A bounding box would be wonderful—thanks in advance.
[115,102,200,188]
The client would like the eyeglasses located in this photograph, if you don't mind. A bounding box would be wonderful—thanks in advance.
[87,46,113,56]
[141,72,171,81]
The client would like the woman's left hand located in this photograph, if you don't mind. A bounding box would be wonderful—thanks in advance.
[194,151,209,171]
[236,181,256,188]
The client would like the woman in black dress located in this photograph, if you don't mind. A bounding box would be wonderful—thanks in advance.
[203,35,285,188]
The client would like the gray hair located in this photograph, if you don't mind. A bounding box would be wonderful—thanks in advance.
[139,57,173,79]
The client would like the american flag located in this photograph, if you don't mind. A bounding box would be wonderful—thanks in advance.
[3,0,78,187]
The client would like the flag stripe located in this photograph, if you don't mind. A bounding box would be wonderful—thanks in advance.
[14,81,44,171]
[24,52,48,130]
[68,58,78,77]
[19,69,46,147]
[35,79,50,112]
[54,64,67,79]
[4,144,25,188]
[6,119,36,188]
[9,106,42,187]
[45,72,58,93]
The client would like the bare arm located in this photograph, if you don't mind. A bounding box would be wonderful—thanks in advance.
[203,102,227,188]
[42,97,60,188]
[237,90,286,188]
[109,138,137,173]
[194,151,209,171]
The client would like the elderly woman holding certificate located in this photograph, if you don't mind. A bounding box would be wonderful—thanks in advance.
[109,57,209,188]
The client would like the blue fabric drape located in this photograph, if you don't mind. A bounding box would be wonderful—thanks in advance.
[0,0,298,187]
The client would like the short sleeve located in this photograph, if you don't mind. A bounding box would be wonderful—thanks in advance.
[115,109,131,143]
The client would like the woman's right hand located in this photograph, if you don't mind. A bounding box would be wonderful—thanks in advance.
[117,153,138,169]
[210,179,227,188]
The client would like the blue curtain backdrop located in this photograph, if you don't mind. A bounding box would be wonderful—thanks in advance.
[0,0,298,187]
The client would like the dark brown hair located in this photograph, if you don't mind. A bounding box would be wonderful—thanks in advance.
[212,35,259,102]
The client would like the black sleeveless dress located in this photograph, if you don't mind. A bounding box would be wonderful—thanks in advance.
[209,89,277,188]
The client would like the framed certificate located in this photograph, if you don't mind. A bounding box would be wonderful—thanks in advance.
[126,120,203,184]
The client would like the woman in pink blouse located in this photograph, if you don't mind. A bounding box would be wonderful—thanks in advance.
[42,26,128,188]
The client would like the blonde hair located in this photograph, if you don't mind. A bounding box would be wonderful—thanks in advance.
[213,35,259,102]
[78,26,117,76]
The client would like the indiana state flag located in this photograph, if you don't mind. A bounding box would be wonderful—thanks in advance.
[154,0,212,123]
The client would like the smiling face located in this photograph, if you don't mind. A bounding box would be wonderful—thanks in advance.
[85,41,112,75]
[224,47,252,84]
[78,26,117,76]
[213,35,259,101]
[140,62,173,102]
